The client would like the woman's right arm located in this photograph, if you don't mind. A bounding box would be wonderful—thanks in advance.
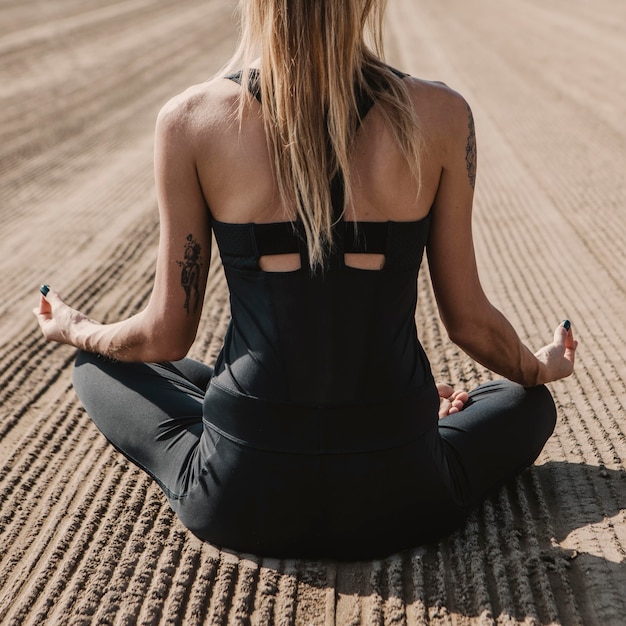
[426,89,576,386]
[34,89,213,363]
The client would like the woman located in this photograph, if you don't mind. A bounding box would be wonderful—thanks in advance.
[34,0,576,559]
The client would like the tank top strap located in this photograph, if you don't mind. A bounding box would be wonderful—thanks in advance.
[225,69,261,102]
[354,65,408,122]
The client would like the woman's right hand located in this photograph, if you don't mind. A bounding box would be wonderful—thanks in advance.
[534,322,578,384]
[34,287,92,347]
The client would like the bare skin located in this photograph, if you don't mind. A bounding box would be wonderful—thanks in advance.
[437,384,470,419]
[34,69,577,387]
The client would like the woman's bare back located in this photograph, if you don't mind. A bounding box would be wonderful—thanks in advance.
[180,75,459,271]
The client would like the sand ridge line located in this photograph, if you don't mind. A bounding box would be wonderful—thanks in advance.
[0,214,159,446]
[0,0,199,57]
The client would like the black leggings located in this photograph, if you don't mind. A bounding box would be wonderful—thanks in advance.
[72,352,556,559]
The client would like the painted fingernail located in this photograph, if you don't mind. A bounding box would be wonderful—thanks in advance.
[562,320,571,331]
[40,284,50,297]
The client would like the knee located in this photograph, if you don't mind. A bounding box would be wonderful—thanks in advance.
[71,351,106,425]
[470,379,557,436]
[72,350,100,395]
[500,380,557,438]
[72,350,91,391]
[72,350,121,407]
[74,349,96,369]
[527,383,557,437]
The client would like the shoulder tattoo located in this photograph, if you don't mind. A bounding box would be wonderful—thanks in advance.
[177,234,202,315]
[465,104,477,190]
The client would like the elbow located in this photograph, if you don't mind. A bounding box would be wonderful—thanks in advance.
[129,308,197,363]
[161,343,192,363]
[445,324,466,348]
[441,299,495,351]
[442,314,490,365]
[146,332,194,363]
[136,321,195,363]
[444,317,479,350]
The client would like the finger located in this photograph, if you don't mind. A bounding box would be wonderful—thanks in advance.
[438,398,452,418]
[39,284,54,312]
[452,390,470,404]
[39,286,67,314]
[553,321,569,347]
[38,294,52,315]
[565,327,577,350]
[436,383,454,399]
[41,286,62,305]
[564,339,578,363]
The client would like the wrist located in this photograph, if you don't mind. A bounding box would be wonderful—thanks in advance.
[531,360,549,386]
[519,346,547,387]
[70,313,102,352]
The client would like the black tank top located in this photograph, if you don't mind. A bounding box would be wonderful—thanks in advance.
[211,70,432,406]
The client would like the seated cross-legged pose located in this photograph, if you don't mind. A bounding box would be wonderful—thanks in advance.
[35,0,577,559]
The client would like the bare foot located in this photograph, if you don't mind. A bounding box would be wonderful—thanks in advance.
[437,383,470,419]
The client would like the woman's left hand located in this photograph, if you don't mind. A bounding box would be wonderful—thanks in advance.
[437,383,469,418]
[33,287,92,346]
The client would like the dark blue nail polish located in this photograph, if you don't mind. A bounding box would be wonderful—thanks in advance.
[40,284,50,297]
[562,320,571,331]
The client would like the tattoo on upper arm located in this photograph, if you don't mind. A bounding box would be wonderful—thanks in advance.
[465,104,477,190]
[177,234,202,315]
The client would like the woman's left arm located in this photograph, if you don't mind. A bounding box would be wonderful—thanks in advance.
[34,94,212,363]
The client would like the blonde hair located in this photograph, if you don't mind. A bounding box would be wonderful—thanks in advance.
[223,0,422,269]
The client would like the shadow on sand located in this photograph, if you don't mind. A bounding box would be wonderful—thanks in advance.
[233,460,626,623]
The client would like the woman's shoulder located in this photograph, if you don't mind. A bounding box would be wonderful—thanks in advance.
[155,78,246,140]
[403,75,471,116]
[401,75,473,144]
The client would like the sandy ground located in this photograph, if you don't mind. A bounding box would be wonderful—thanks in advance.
[1,0,625,624]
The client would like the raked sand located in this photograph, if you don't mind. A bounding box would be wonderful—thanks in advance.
[1,0,625,623]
